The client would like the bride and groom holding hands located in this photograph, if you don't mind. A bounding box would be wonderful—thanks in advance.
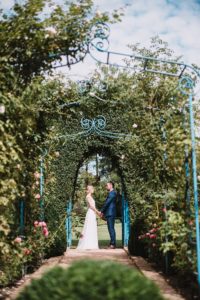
[77,181,117,250]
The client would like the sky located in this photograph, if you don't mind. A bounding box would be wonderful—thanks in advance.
[63,0,200,80]
[1,0,200,81]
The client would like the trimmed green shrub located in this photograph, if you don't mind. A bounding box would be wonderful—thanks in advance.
[17,260,164,300]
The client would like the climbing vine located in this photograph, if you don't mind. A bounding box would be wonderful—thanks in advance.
[0,0,121,285]
[0,0,200,287]
[31,40,200,276]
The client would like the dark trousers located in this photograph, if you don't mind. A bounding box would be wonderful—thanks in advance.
[106,216,116,246]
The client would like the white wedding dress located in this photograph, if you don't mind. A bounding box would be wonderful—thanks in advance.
[77,195,99,250]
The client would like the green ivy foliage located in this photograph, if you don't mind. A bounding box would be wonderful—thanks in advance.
[0,0,200,287]
[39,39,199,277]
[0,0,120,285]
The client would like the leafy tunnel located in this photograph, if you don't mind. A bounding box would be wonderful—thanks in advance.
[34,63,197,274]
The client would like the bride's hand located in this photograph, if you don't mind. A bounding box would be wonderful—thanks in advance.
[98,212,103,218]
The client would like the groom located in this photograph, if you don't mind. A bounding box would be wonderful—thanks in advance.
[100,181,117,249]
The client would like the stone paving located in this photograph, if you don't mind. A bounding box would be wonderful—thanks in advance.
[2,248,186,300]
[130,255,186,300]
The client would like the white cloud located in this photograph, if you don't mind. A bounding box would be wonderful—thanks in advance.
[60,0,200,81]
[106,0,200,61]
[63,3,200,103]
[0,0,14,11]
[1,0,200,81]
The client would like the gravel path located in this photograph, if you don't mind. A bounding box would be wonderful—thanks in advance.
[1,248,186,300]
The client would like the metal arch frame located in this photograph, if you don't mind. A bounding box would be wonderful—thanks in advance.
[46,22,200,281]
[52,22,200,85]
[89,46,200,82]
[86,22,200,285]
[49,113,132,250]
[88,22,200,84]
[39,113,131,250]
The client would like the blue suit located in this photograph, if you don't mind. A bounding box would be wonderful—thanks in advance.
[101,190,117,246]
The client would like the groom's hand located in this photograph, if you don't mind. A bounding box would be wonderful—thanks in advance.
[100,212,106,220]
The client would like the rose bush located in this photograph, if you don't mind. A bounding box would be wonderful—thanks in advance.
[0,0,199,289]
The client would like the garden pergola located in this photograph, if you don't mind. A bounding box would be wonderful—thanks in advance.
[31,22,200,285]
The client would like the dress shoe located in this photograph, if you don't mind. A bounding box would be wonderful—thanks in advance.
[107,245,116,249]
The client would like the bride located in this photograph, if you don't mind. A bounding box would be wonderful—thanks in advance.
[77,185,100,250]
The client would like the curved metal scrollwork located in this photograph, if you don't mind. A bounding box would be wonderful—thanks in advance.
[51,22,110,68]
[88,22,110,63]
[89,22,110,52]
[57,115,131,141]
[178,76,194,95]
[81,115,106,131]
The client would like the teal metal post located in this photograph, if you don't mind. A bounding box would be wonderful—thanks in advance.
[122,192,130,247]
[19,200,24,235]
[185,147,191,207]
[188,93,200,286]
[125,200,130,247]
[122,192,125,246]
[66,200,72,249]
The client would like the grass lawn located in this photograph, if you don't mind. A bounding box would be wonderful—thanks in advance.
[72,219,122,248]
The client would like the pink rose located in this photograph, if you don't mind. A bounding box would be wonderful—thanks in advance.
[43,228,49,237]
[38,221,43,227]
[35,194,41,200]
[34,172,40,179]
[43,227,48,234]
[150,234,157,239]
[41,221,47,227]
[14,237,22,243]
[23,248,31,255]
[34,221,39,227]
[146,232,150,236]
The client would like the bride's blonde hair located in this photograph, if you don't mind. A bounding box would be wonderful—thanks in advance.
[87,185,94,194]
